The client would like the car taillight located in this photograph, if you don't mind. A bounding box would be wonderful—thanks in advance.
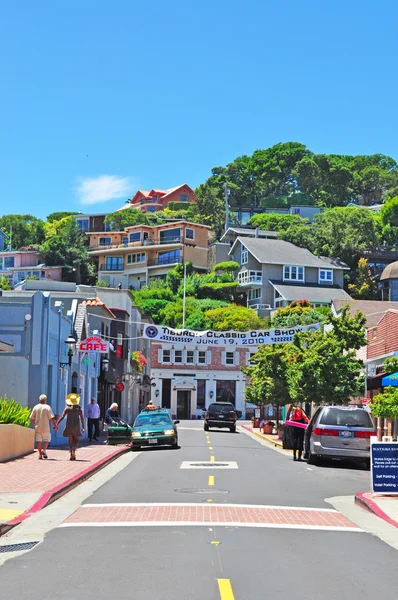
[205,412,209,419]
[313,427,339,436]
[354,431,372,438]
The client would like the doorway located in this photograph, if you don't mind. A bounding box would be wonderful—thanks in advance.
[177,390,191,419]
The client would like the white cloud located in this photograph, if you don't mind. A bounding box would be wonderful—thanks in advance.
[75,175,134,206]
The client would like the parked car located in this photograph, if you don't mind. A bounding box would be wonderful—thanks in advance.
[304,406,375,467]
[131,408,180,450]
[204,402,237,432]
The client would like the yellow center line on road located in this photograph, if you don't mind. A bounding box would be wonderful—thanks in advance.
[210,455,215,462]
[208,475,214,486]
[218,579,235,600]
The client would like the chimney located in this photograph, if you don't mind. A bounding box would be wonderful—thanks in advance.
[255,227,259,238]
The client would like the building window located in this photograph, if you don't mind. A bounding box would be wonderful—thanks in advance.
[159,228,181,244]
[77,219,89,232]
[238,270,262,285]
[319,269,333,283]
[241,249,248,264]
[198,351,206,364]
[225,352,235,365]
[105,257,123,271]
[127,253,146,264]
[162,379,171,409]
[99,237,112,246]
[186,228,194,240]
[248,288,261,301]
[157,249,181,265]
[186,350,194,364]
[174,350,183,363]
[2,257,14,269]
[123,237,128,246]
[179,194,189,202]
[216,380,236,406]
[147,207,156,212]
[197,379,206,409]
[129,232,141,243]
[162,350,171,363]
[283,265,304,281]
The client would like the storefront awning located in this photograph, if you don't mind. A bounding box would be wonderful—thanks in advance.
[382,372,398,387]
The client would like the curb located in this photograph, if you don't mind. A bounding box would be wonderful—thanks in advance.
[241,424,291,452]
[355,492,398,530]
[0,446,130,537]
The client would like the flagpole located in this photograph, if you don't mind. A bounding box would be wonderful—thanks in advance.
[182,261,187,328]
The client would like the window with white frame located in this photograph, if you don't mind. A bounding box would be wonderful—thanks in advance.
[238,270,262,284]
[248,288,261,301]
[186,350,194,363]
[198,351,206,364]
[162,349,171,363]
[174,350,183,363]
[127,253,146,264]
[185,228,195,240]
[241,248,248,264]
[283,265,304,281]
[225,351,235,365]
[319,269,333,283]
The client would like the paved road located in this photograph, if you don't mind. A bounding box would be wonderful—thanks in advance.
[1,421,397,599]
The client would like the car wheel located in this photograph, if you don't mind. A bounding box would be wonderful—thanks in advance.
[230,426,236,433]
[171,443,179,449]
[307,452,317,465]
[131,446,139,452]
[204,424,209,431]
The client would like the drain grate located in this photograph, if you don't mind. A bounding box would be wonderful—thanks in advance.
[0,541,39,553]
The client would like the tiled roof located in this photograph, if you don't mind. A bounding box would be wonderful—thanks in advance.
[231,237,349,269]
[270,281,351,304]
[332,298,398,328]
[82,297,116,318]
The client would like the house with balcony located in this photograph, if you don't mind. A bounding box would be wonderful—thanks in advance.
[74,212,108,233]
[87,221,210,289]
[0,249,63,287]
[229,237,351,313]
[117,184,196,213]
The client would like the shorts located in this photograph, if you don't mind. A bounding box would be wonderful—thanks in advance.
[35,432,51,443]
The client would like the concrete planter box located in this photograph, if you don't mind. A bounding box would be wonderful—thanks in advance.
[0,424,35,462]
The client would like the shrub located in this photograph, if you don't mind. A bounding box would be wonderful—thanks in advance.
[0,395,31,427]
[96,279,110,288]
[371,387,398,419]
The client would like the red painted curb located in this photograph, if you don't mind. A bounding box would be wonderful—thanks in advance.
[242,424,253,433]
[0,447,129,535]
[355,492,398,529]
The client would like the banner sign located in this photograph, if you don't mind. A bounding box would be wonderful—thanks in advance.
[371,442,398,495]
[78,335,109,353]
[143,323,320,346]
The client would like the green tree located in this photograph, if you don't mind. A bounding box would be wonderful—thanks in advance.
[104,208,158,231]
[0,214,45,249]
[272,300,329,328]
[46,211,78,222]
[348,258,378,299]
[249,213,307,231]
[383,356,398,374]
[204,304,269,331]
[212,261,240,273]
[194,184,229,238]
[371,388,398,419]
[380,196,398,244]
[0,275,11,290]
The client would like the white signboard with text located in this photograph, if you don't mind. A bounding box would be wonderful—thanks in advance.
[143,324,320,346]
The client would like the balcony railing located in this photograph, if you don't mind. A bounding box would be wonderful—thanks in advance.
[99,263,124,272]
[238,276,263,285]
[89,237,183,252]
[147,256,183,267]
[362,246,398,260]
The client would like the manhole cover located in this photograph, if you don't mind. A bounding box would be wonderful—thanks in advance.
[175,488,230,494]
[180,461,238,469]
[0,542,39,553]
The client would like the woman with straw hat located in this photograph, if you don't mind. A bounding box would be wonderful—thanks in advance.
[57,393,85,461]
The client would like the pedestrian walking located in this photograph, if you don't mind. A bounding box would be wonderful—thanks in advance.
[57,393,85,461]
[104,402,119,443]
[288,405,309,462]
[30,394,58,459]
[87,397,101,441]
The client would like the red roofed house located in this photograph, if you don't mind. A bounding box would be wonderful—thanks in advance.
[117,184,196,213]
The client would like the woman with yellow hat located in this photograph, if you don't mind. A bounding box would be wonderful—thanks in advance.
[57,392,85,461]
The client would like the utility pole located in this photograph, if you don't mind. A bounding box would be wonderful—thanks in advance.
[182,261,187,329]
[224,183,230,233]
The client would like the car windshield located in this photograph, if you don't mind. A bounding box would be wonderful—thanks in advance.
[208,404,234,414]
[134,414,172,427]
[319,408,374,428]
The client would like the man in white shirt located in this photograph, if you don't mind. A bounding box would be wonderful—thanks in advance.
[30,394,58,459]
[87,397,101,441]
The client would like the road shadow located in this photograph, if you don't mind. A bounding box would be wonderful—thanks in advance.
[308,457,369,471]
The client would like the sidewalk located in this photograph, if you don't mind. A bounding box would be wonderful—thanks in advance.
[241,423,288,451]
[0,442,130,536]
[355,492,398,529]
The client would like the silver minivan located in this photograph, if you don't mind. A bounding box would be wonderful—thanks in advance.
[304,406,376,466]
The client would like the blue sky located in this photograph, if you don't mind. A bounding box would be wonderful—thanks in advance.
[1,0,397,219]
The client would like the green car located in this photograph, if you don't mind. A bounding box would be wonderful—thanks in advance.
[107,418,133,445]
[131,409,180,450]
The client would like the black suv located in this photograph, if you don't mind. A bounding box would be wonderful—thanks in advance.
[204,402,237,433]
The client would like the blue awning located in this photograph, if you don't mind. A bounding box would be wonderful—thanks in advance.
[382,372,398,387]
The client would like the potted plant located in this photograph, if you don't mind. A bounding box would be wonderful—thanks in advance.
[263,420,275,435]
[130,351,147,373]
